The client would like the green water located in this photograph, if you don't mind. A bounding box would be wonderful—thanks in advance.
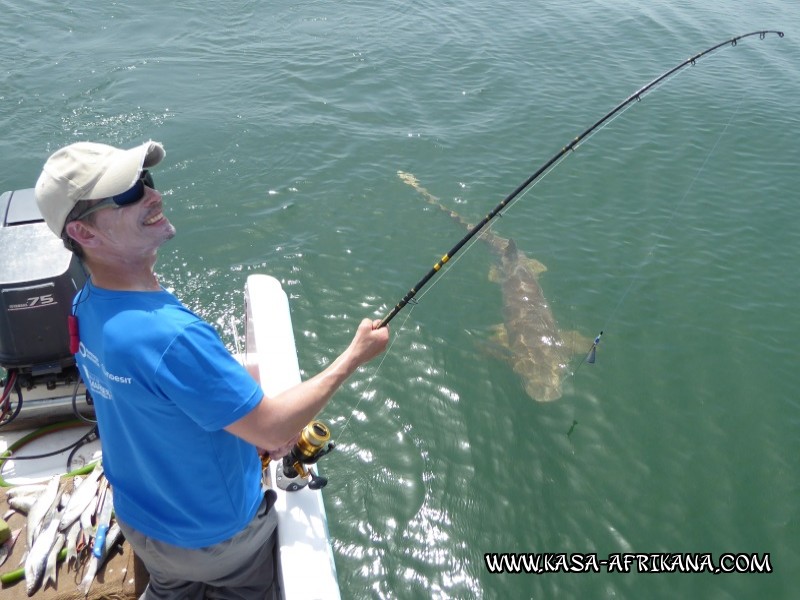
[2,1,798,598]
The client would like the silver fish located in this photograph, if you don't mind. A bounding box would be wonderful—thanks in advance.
[25,475,60,551]
[9,493,39,515]
[65,520,81,570]
[0,527,22,567]
[24,516,59,596]
[43,531,65,589]
[77,522,122,597]
[59,463,104,531]
[399,171,588,401]
[80,493,98,536]
[78,555,99,597]
[6,483,47,499]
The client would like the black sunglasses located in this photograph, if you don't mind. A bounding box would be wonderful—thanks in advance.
[73,170,155,221]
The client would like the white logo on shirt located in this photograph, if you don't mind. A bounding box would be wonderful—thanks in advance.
[81,365,113,400]
[78,342,133,396]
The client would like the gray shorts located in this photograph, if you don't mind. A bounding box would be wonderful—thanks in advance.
[117,491,279,600]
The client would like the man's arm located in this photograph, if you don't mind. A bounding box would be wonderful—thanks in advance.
[225,318,389,451]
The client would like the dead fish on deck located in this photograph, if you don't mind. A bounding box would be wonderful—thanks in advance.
[398,171,589,401]
[6,483,47,499]
[8,494,39,515]
[25,475,60,551]
[80,493,99,541]
[24,516,60,596]
[5,483,49,516]
[59,462,103,531]
[65,520,82,570]
[43,531,65,589]
[77,522,122,597]
[0,527,22,567]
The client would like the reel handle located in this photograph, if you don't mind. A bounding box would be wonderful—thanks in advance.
[308,468,328,490]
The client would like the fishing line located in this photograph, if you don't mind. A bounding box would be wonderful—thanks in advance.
[571,88,748,379]
[378,31,784,330]
[337,30,784,441]
[336,304,418,443]
[563,91,749,442]
[610,93,745,337]
[338,152,579,442]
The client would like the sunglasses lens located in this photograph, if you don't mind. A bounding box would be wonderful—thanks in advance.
[112,179,146,206]
[112,171,154,206]
[142,170,155,189]
[72,171,156,223]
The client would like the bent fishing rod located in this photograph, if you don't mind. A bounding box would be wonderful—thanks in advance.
[378,30,784,329]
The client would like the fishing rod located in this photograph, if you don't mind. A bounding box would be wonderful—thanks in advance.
[379,30,784,328]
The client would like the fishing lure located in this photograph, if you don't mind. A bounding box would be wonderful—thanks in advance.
[586,332,602,365]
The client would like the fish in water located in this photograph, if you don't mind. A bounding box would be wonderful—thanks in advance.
[398,171,588,401]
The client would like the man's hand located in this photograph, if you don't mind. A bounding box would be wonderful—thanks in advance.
[346,318,390,368]
[265,436,299,460]
[227,317,390,452]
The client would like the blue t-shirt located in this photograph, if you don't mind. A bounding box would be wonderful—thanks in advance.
[73,280,264,548]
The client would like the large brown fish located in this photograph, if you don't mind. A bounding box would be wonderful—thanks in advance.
[398,171,588,401]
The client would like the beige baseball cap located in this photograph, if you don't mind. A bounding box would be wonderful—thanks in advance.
[35,140,165,236]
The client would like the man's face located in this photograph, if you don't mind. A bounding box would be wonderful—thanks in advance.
[89,185,176,258]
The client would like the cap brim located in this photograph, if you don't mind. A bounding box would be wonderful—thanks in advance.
[85,141,165,200]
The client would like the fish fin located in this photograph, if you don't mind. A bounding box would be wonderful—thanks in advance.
[523,257,547,275]
[500,236,547,275]
[488,265,502,283]
[561,330,593,356]
[479,324,514,362]
[488,323,509,346]
[502,238,546,274]
[396,171,419,187]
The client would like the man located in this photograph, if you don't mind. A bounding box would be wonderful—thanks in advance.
[34,140,390,599]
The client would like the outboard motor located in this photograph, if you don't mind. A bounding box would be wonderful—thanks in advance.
[0,188,88,425]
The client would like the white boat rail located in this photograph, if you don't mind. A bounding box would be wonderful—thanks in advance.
[244,274,341,600]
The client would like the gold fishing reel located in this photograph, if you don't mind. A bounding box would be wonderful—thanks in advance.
[262,420,335,492]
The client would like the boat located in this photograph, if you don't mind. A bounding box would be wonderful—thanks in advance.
[0,187,340,598]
